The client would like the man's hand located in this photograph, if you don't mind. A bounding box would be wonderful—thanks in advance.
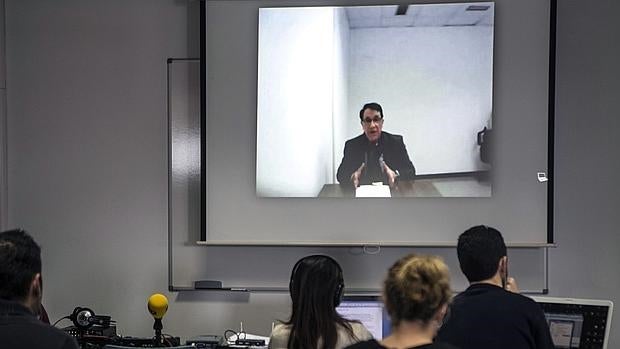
[382,163,398,188]
[506,277,520,293]
[350,163,365,188]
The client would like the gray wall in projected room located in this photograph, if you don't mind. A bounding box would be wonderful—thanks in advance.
[2,0,620,346]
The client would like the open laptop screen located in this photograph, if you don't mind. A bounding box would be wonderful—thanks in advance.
[531,296,613,349]
[336,296,391,340]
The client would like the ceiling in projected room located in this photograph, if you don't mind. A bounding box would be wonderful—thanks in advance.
[346,3,494,28]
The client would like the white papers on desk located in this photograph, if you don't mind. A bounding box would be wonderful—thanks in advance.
[355,183,391,197]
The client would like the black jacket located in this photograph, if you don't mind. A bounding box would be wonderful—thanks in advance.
[336,131,415,185]
[436,284,555,349]
[0,299,78,349]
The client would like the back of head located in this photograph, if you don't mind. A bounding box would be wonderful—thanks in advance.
[383,254,451,326]
[457,225,507,282]
[0,229,42,301]
[288,255,349,349]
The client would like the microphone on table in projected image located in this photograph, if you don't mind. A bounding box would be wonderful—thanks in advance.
[379,153,390,184]
[379,153,386,173]
[362,149,384,184]
[147,293,168,346]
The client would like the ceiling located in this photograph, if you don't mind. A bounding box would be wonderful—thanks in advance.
[345,2,494,29]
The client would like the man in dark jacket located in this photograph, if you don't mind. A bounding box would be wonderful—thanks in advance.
[337,102,415,188]
[436,225,555,349]
[0,229,79,349]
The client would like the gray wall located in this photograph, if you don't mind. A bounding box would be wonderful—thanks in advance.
[0,0,7,230]
[3,0,620,345]
[548,0,620,343]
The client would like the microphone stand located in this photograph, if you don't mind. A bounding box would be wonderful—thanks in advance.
[153,318,163,346]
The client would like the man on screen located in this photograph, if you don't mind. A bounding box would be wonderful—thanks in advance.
[337,102,415,188]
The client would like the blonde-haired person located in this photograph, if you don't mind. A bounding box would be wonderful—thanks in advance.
[346,254,459,349]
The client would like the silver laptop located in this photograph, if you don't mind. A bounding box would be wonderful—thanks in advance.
[530,296,613,349]
[336,296,391,340]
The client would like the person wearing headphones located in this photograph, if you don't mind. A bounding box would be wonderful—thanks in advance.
[0,229,79,349]
[269,255,372,349]
[346,254,457,349]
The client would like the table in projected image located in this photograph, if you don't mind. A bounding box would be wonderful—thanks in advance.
[318,178,491,197]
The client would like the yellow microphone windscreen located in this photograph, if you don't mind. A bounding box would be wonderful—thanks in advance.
[147,293,169,320]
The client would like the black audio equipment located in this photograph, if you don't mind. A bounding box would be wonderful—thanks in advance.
[186,335,224,348]
[63,324,117,338]
[235,338,266,346]
[114,335,180,347]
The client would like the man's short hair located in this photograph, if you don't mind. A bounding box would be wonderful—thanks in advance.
[359,102,384,121]
[0,229,42,301]
[457,225,507,282]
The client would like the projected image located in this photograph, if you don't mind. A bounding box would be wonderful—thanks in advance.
[256,3,494,197]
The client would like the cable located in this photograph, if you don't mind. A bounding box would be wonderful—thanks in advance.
[224,329,237,342]
[224,328,246,343]
[162,333,178,347]
[52,316,70,327]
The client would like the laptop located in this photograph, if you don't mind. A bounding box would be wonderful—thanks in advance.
[336,296,391,340]
[530,296,613,349]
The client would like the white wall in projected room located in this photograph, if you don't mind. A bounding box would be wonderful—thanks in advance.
[256,7,350,197]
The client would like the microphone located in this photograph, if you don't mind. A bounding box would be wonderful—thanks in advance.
[147,293,168,320]
[147,293,168,345]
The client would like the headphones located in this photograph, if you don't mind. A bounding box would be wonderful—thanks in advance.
[289,255,345,307]
[69,307,112,330]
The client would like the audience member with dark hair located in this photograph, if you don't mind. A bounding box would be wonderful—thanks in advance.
[337,102,416,189]
[0,229,79,349]
[347,254,458,349]
[269,255,372,349]
[436,225,554,349]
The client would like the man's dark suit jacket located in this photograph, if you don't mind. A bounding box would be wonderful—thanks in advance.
[436,284,555,349]
[336,131,415,185]
[0,299,79,349]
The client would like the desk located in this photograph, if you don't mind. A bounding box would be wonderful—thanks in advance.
[318,177,491,197]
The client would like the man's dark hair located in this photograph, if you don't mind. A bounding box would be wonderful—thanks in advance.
[457,225,507,282]
[0,229,42,301]
[359,102,384,121]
